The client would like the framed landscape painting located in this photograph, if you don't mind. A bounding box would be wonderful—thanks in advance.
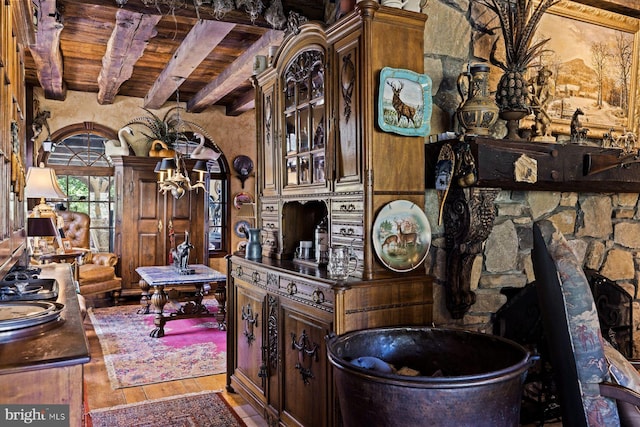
[531,1,639,136]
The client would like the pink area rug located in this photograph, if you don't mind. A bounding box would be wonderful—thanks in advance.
[88,391,246,427]
[88,301,226,389]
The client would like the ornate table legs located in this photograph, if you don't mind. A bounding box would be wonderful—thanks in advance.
[213,280,227,330]
[138,279,151,314]
[141,281,218,337]
[150,284,168,338]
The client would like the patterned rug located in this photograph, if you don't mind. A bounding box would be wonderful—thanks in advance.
[88,301,226,389]
[88,391,246,427]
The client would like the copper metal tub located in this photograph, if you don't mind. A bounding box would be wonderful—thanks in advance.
[326,326,532,427]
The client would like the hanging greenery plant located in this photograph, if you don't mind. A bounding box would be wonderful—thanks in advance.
[125,107,214,150]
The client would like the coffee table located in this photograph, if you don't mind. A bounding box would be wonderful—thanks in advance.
[136,264,226,338]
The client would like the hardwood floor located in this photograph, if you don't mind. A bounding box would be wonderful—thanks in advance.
[82,298,267,427]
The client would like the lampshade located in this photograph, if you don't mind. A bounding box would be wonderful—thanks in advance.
[153,161,163,173]
[27,217,58,237]
[193,160,208,173]
[24,166,67,200]
[159,158,177,171]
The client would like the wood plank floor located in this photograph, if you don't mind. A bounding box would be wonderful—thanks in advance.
[82,299,267,427]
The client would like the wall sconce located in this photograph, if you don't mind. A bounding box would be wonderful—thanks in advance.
[42,139,54,152]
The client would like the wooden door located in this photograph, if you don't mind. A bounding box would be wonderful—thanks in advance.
[114,158,165,293]
[279,298,333,427]
[258,79,278,197]
[234,280,268,404]
[332,30,363,191]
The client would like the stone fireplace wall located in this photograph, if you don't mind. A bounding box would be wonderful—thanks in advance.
[421,0,640,357]
[424,189,640,356]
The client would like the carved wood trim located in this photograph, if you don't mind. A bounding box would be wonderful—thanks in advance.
[443,187,499,319]
[340,53,355,123]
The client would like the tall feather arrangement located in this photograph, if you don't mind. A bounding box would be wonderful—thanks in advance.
[476,0,559,111]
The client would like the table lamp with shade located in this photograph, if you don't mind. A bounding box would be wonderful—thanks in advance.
[27,217,60,256]
[24,164,67,255]
[24,164,67,219]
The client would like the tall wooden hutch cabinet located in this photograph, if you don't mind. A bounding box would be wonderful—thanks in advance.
[113,156,206,296]
[227,3,433,426]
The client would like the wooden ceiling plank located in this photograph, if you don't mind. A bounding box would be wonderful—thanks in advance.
[29,0,66,100]
[143,20,236,110]
[97,10,161,105]
[187,29,283,113]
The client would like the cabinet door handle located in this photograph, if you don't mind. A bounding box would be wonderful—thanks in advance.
[235,266,243,277]
[340,227,354,236]
[158,220,163,232]
[286,282,297,295]
[340,203,356,212]
[252,271,261,283]
[312,290,325,304]
[291,330,319,385]
[241,303,258,345]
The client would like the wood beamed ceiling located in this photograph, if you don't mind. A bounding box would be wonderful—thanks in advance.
[24,0,326,116]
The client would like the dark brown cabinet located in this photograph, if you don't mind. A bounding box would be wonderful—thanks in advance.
[113,156,206,295]
[228,4,432,426]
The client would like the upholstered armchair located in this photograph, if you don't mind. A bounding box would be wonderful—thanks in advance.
[59,211,122,301]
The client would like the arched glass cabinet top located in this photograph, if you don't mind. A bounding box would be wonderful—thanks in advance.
[282,49,326,189]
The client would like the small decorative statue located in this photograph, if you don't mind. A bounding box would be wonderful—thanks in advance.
[527,66,554,140]
[172,232,195,274]
[570,108,589,144]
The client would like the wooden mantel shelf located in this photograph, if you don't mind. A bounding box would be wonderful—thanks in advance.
[426,137,640,193]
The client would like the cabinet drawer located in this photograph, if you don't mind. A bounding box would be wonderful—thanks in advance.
[261,230,278,255]
[231,263,268,288]
[261,217,279,232]
[331,222,364,240]
[331,199,364,217]
[279,277,334,310]
[261,201,279,216]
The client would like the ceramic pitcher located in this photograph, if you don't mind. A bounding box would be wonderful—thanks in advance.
[245,228,262,260]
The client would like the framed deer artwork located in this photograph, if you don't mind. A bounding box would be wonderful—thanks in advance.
[377,67,432,137]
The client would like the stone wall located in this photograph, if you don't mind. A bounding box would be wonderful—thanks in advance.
[421,0,640,357]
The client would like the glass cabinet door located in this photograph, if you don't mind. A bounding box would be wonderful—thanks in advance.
[283,49,326,189]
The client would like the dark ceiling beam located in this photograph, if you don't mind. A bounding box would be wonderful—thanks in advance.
[98,10,161,105]
[187,29,283,113]
[29,0,66,100]
[143,20,236,109]
[226,88,257,117]
[65,0,279,28]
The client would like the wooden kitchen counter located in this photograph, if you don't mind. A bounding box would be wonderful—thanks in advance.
[0,263,90,426]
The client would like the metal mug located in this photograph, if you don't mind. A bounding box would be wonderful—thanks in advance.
[295,241,313,259]
[327,245,358,280]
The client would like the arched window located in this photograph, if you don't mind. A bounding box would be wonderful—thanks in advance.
[175,133,230,257]
[42,122,117,252]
